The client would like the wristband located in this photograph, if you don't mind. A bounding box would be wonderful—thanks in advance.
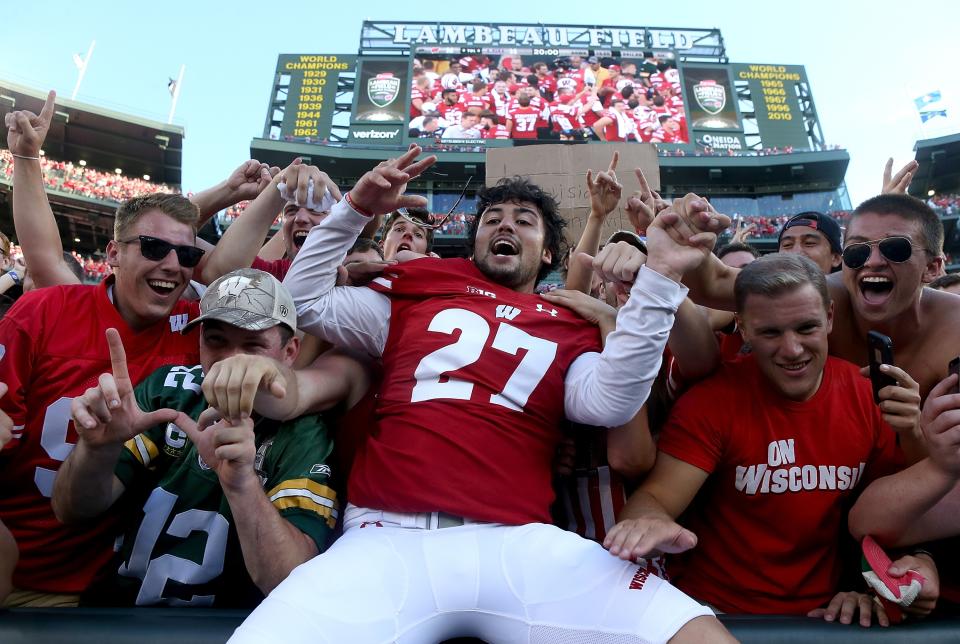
[345,192,374,217]
[7,271,20,285]
[11,154,40,161]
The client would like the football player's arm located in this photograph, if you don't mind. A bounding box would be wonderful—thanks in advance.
[592,116,612,140]
[284,147,434,357]
[563,266,687,427]
[603,453,707,561]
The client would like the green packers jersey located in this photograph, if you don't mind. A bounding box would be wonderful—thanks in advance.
[81,364,337,608]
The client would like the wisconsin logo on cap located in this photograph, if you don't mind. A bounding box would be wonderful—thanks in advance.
[694,80,726,115]
[218,275,253,298]
[368,73,401,108]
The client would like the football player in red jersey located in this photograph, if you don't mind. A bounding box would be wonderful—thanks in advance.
[457,79,491,114]
[479,111,510,139]
[1,93,207,606]
[231,146,735,643]
[435,88,463,126]
[506,94,541,140]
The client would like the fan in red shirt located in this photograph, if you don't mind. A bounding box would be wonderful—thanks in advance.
[410,76,432,118]
[549,89,581,134]
[605,253,922,625]
[532,62,557,96]
[506,94,540,140]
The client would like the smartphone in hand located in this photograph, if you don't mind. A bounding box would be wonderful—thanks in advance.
[867,331,896,404]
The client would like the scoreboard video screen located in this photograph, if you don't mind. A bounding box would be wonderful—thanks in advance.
[264,23,819,153]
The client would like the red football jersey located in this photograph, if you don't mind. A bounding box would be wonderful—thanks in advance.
[481,124,510,139]
[549,100,580,132]
[508,106,541,139]
[352,258,601,524]
[0,278,201,593]
[410,86,427,118]
[458,93,490,114]
[437,101,463,126]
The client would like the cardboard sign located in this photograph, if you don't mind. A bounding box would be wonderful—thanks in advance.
[485,144,660,244]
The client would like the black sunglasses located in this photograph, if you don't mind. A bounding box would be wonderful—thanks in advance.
[118,235,205,268]
[396,176,473,231]
[841,236,919,269]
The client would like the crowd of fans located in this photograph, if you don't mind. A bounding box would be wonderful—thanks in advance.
[6,88,960,643]
[0,150,175,203]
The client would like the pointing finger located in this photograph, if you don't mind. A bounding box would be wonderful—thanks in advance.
[105,328,131,387]
[39,90,56,124]
[608,150,619,173]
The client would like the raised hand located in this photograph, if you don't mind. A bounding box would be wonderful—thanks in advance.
[646,193,731,283]
[586,151,621,218]
[348,144,437,216]
[731,220,757,245]
[583,240,648,290]
[919,373,960,476]
[177,409,257,492]
[275,159,342,208]
[5,90,55,158]
[603,516,697,562]
[882,158,918,195]
[202,354,288,425]
[226,159,278,202]
[70,329,181,447]
[624,167,665,234]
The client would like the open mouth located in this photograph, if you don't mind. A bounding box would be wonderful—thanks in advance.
[859,276,893,305]
[292,231,310,248]
[492,239,519,256]
[147,279,177,296]
[397,242,412,253]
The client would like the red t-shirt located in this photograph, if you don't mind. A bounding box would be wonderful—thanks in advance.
[0,278,201,593]
[507,106,541,139]
[250,255,292,281]
[351,258,601,524]
[658,356,902,614]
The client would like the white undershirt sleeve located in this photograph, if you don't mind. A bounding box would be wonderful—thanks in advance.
[563,266,688,427]
[282,198,391,358]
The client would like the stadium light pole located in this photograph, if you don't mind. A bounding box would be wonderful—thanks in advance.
[71,40,95,101]
[168,64,185,124]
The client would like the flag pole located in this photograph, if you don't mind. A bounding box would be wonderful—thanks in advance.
[167,64,185,124]
[71,40,95,100]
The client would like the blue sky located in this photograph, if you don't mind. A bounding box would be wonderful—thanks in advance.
[2,1,958,205]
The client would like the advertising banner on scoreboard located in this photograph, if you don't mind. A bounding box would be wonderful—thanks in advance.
[732,63,810,150]
[681,64,741,132]
[351,58,410,124]
[275,54,356,140]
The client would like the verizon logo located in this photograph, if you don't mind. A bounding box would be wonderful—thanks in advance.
[352,129,400,139]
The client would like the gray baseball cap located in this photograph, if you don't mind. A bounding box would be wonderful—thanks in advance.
[182,268,297,335]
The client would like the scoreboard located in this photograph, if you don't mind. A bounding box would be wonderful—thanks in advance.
[271,54,357,140]
[263,22,823,153]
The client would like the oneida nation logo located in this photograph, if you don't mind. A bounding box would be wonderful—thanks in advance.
[368,73,401,108]
[693,79,726,115]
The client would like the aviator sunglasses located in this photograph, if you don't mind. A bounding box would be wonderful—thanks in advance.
[396,176,473,231]
[117,235,205,268]
[841,236,921,270]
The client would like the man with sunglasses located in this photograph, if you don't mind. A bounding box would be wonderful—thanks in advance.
[230,146,735,643]
[0,192,205,607]
[681,193,953,407]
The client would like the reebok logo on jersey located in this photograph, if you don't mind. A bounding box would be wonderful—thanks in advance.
[495,305,521,320]
[169,313,189,333]
[310,463,331,476]
[536,304,558,317]
[628,568,650,590]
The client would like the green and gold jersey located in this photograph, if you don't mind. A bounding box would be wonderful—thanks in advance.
[82,364,337,608]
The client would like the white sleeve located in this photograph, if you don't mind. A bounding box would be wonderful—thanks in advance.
[563,266,687,427]
[282,198,391,358]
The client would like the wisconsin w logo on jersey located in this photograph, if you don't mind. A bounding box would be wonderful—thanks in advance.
[495,305,521,320]
[169,313,189,333]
